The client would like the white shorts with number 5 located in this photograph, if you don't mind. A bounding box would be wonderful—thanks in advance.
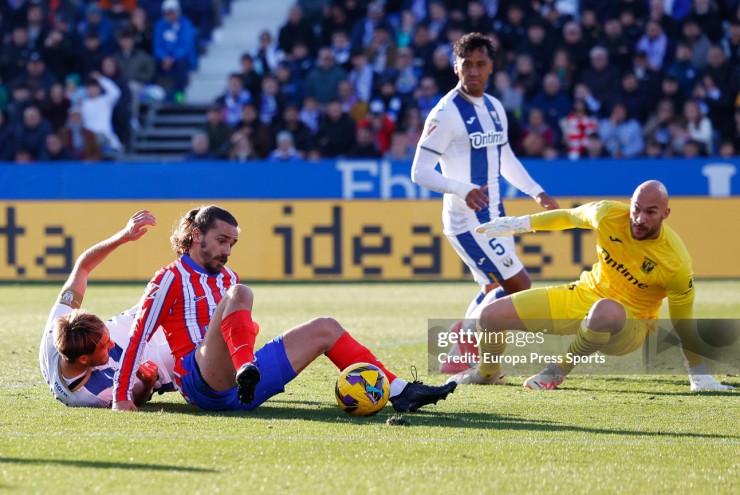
[446,229,524,286]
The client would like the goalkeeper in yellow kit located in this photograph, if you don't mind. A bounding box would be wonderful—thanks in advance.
[448,180,734,392]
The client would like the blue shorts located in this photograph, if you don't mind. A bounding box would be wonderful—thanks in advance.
[178,335,297,411]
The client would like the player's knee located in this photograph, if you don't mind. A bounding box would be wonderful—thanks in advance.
[501,270,531,294]
[309,316,345,343]
[226,284,254,309]
[586,299,626,334]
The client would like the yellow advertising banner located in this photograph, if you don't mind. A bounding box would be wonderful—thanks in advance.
[0,199,736,282]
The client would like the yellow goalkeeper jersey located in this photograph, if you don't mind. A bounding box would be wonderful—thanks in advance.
[529,201,695,321]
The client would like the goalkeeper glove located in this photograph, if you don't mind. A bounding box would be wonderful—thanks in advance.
[475,216,532,238]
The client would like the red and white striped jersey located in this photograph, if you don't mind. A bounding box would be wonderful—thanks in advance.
[114,254,238,402]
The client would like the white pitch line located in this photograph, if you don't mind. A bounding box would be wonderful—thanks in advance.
[1,431,737,446]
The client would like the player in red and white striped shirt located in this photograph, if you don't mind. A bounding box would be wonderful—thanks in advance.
[113,205,456,413]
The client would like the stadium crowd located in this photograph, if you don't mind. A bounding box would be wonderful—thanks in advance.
[0,0,738,163]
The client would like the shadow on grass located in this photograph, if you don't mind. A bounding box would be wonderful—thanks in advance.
[0,457,215,472]
[139,399,740,441]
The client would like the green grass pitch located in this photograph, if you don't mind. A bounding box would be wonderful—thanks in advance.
[1,281,738,494]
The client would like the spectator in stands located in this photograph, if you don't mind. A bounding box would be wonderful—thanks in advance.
[464,1,493,34]
[681,19,711,71]
[580,45,623,113]
[320,4,352,47]
[549,48,576,90]
[648,0,680,39]
[317,99,355,157]
[101,55,133,150]
[583,132,610,158]
[351,1,393,48]
[64,74,87,109]
[253,30,282,76]
[298,95,320,135]
[330,30,353,71]
[395,9,416,49]
[40,132,72,161]
[258,74,282,126]
[202,105,231,158]
[13,149,34,163]
[562,98,598,159]
[559,20,591,74]
[666,43,699,98]
[660,74,686,113]
[228,131,257,162]
[409,23,436,71]
[388,47,419,101]
[0,26,33,82]
[511,53,541,101]
[631,49,662,107]
[275,61,301,108]
[41,23,81,81]
[701,45,738,141]
[239,54,262,101]
[598,101,644,158]
[129,7,154,54]
[268,130,302,162]
[643,98,680,156]
[304,47,347,105]
[5,82,33,126]
[59,107,101,161]
[520,19,554,76]
[232,102,274,158]
[375,77,404,123]
[645,137,665,158]
[279,5,318,56]
[102,0,136,26]
[14,105,52,160]
[337,79,366,122]
[718,140,735,159]
[79,31,108,82]
[682,138,705,158]
[349,125,382,158]
[600,17,634,72]
[385,130,415,160]
[11,52,57,99]
[78,2,117,54]
[722,19,740,68]
[358,99,395,154]
[39,83,71,131]
[687,0,723,43]
[81,72,122,154]
[426,46,457,93]
[617,7,642,46]
[528,72,571,136]
[25,4,48,52]
[676,98,713,155]
[517,107,556,158]
[494,2,527,54]
[415,76,442,121]
[153,0,196,102]
[272,104,313,156]
[184,132,213,160]
[180,0,216,51]
[636,19,670,72]
[580,8,603,48]
[218,73,253,127]
[116,28,159,129]
[348,48,375,104]
[283,40,314,91]
[618,71,649,124]
[366,24,398,74]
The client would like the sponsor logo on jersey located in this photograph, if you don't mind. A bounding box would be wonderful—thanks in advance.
[466,116,477,124]
[600,247,648,289]
[490,111,501,125]
[469,130,506,148]
[609,236,622,243]
[425,119,440,137]
[641,256,658,274]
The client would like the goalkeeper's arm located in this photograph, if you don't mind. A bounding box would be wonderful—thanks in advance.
[476,205,596,238]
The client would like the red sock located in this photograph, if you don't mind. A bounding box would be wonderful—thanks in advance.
[221,310,259,370]
[325,332,397,382]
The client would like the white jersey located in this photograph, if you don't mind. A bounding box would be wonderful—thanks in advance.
[39,304,175,408]
[412,84,544,235]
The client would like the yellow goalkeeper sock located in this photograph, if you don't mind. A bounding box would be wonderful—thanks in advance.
[559,321,611,373]
[479,331,507,378]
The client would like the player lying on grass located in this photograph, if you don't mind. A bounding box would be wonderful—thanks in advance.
[39,210,176,407]
[113,205,457,412]
[449,180,734,392]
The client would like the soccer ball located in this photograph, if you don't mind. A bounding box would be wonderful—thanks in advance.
[335,363,390,416]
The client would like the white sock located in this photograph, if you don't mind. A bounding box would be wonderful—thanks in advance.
[389,378,408,398]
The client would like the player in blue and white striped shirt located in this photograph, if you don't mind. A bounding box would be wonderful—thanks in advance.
[411,33,559,376]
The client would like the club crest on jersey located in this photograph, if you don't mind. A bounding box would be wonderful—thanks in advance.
[469,130,506,148]
[490,110,501,125]
[641,257,658,274]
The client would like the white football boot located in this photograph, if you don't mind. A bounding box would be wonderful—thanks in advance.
[523,365,567,390]
[688,374,735,392]
[446,366,507,385]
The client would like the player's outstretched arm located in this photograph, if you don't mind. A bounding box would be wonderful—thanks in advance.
[476,204,600,238]
[59,210,157,305]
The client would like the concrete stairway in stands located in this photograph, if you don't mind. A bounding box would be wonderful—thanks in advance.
[127,103,209,161]
[185,0,293,104]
